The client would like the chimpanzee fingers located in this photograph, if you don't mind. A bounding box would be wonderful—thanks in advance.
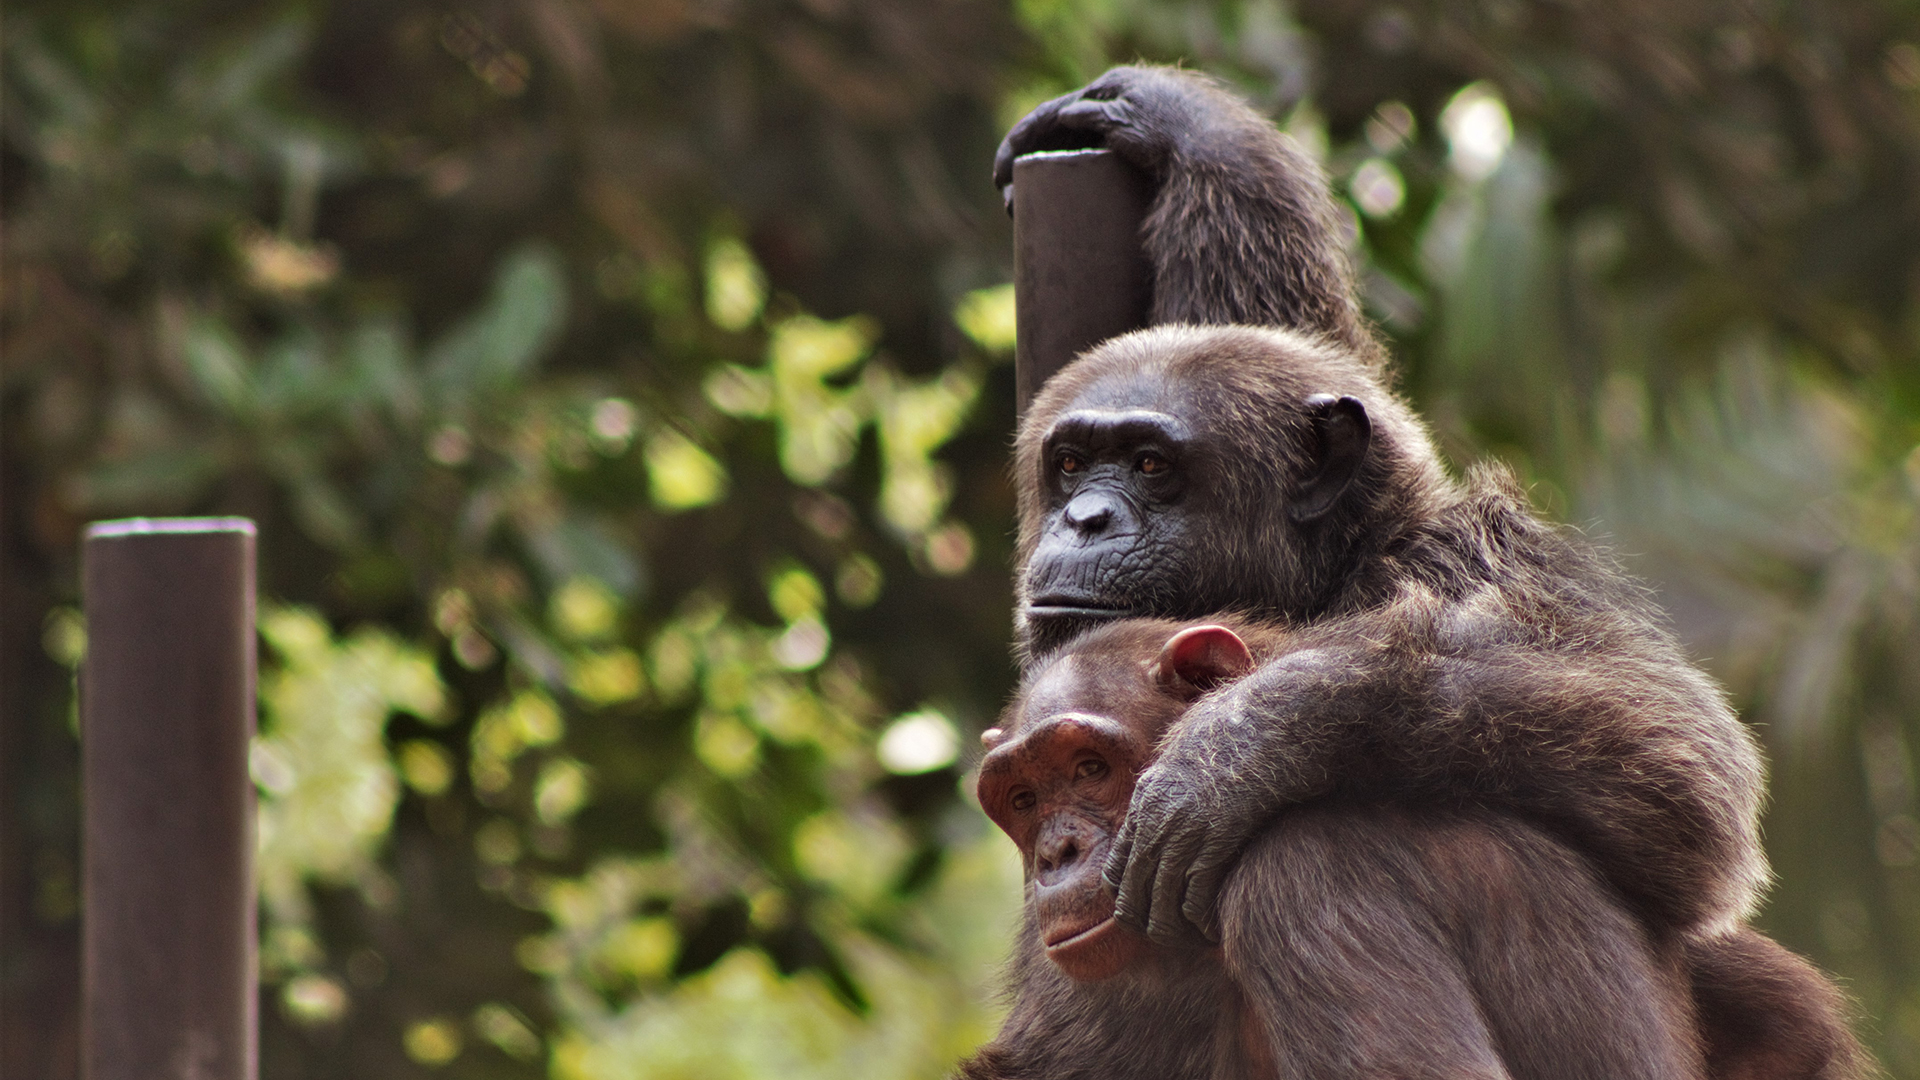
[991,132,1022,205]
[1121,849,1159,933]
[1052,97,1133,135]
[994,95,1092,179]
[1144,832,1206,946]
[1182,858,1230,943]
[995,65,1206,206]
[1113,853,1152,930]
[992,92,1140,215]
[992,99,1059,196]
[1110,829,1162,932]
[1102,817,1136,894]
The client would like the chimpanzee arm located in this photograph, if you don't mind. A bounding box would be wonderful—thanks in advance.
[1108,610,1767,946]
[992,65,1375,358]
[1687,927,1872,1080]
[1220,802,1704,1080]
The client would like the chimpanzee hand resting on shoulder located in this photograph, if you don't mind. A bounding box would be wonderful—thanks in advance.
[994,66,1374,355]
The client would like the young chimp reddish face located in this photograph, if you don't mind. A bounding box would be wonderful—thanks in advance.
[974,622,1256,981]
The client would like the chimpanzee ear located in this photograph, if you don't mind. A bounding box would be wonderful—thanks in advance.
[1290,394,1371,523]
[1150,625,1255,699]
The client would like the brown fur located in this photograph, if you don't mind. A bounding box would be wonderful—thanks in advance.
[994,66,1377,361]
[1687,929,1876,1080]
[1015,322,1765,939]
[987,65,1873,1078]
[960,620,1869,1080]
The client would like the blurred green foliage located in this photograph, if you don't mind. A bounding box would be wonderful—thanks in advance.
[4,0,1919,1077]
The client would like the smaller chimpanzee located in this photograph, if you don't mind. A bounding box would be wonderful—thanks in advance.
[959,617,1867,1080]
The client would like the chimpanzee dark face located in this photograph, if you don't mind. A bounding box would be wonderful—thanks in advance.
[1022,407,1199,647]
[1019,369,1370,656]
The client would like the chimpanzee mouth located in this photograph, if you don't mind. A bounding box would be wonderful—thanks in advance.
[1025,597,1128,621]
[1043,914,1118,951]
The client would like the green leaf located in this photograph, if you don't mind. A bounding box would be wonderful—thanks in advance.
[344,319,420,424]
[523,515,642,598]
[254,327,334,415]
[182,315,253,413]
[426,244,568,407]
[644,429,728,511]
[953,284,1016,354]
[705,237,767,331]
[73,448,222,511]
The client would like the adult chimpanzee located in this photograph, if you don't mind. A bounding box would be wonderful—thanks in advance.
[958,618,1865,1080]
[993,65,1764,951]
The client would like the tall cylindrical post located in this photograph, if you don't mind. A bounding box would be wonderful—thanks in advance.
[81,518,257,1080]
[1011,148,1154,420]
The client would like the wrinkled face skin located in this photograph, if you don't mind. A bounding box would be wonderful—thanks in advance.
[1023,403,1202,655]
[977,622,1258,981]
[975,650,1181,981]
[1014,329,1376,658]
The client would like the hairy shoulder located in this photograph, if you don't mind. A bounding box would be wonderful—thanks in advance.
[1360,462,1677,656]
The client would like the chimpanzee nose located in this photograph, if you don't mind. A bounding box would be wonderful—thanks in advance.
[1063,491,1115,535]
[1037,837,1079,875]
[1034,825,1089,883]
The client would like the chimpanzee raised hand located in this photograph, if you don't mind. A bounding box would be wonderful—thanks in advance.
[995,65,1376,359]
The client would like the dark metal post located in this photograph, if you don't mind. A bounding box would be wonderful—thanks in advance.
[81,518,257,1080]
[1012,148,1154,420]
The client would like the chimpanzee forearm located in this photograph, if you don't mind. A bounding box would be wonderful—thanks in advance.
[1143,129,1371,356]
[1106,634,1767,945]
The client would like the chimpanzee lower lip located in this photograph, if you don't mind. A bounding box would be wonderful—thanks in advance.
[1026,602,1125,620]
[1044,915,1118,950]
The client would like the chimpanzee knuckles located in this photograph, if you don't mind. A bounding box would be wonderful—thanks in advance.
[992,93,1116,190]
[1291,394,1371,523]
[1125,818,1219,947]
[1181,861,1229,942]
[993,67,1188,211]
[993,93,1106,209]
[1149,626,1254,699]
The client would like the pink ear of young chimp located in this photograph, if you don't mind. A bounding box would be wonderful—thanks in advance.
[1149,625,1255,698]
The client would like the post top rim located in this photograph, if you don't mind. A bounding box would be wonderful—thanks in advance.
[84,517,258,540]
[1014,147,1115,164]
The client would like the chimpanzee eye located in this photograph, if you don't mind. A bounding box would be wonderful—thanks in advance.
[1057,453,1084,475]
[1010,789,1037,812]
[1074,757,1108,781]
[1136,453,1169,475]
